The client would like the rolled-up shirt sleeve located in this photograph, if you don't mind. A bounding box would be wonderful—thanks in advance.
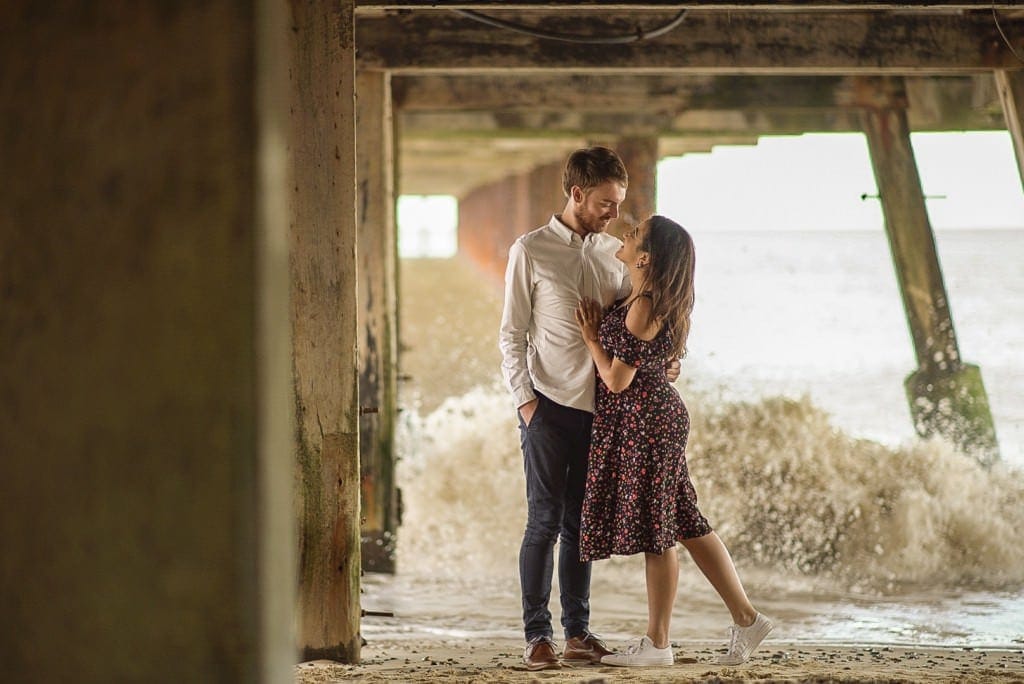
[499,240,536,409]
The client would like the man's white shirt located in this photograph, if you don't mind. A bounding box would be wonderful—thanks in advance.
[499,215,631,413]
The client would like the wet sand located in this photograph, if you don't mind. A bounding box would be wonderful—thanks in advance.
[296,638,1024,683]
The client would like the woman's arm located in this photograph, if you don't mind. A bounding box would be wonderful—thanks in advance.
[575,298,642,394]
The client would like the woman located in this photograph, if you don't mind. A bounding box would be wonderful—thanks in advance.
[574,215,772,668]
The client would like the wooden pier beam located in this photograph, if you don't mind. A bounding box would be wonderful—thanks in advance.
[615,137,660,232]
[357,11,1024,74]
[995,70,1024,193]
[290,0,362,662]
[357,69,400,573]
[858,77,999,464]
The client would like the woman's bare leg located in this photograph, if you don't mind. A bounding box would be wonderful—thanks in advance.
[644,547,679,648]
[679,532,757,626]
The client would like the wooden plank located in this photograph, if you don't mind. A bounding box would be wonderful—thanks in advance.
[399,108,857,137]
[392,74,999,114]
[290,0,362,664]
[995,69,1024,192]
[357,11,1024,73]
[400,137,586,195]
[393,74,848,110]
[358,2,1024,10]
[356,70,400,574]
[397,134,763,195]
[397,104,1003,138]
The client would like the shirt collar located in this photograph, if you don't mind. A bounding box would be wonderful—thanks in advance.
[549,214,584,246]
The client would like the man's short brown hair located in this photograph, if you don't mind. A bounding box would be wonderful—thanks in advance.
[562,146,628,198]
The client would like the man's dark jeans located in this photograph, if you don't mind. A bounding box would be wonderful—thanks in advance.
[518,392,593,642]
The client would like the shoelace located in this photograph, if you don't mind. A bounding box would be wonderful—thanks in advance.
[525,636,556,655]
[623,637,647,655]
[725,625,743,655]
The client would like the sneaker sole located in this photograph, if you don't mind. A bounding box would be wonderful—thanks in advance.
[523,661,562,671]
[601,657,674,667]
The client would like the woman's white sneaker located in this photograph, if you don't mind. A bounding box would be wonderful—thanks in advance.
[716,613,774,665]
[601,636,674,667]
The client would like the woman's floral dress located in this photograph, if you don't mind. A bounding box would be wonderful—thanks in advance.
[579,299,712,561]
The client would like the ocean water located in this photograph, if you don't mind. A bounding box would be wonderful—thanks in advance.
[363,229,1024,650]
[683,229,1024,467]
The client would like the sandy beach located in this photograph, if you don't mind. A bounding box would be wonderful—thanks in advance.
[295,638,1024,683]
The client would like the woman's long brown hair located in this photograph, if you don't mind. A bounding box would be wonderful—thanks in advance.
[638,215,696,359]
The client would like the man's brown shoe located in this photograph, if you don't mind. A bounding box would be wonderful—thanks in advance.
[563,632,613,664]
[523,637,561,671]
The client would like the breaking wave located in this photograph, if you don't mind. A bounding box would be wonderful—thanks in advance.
[395,386,1024,593]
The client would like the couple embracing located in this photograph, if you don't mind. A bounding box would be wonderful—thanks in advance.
[498,146,773,670]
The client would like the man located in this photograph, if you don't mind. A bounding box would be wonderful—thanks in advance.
[499,146,679,671]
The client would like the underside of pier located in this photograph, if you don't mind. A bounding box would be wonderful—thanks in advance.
[355,0,1021,659]
[2,2,1022,681]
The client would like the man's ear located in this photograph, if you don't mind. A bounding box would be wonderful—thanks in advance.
[571,186,584,203]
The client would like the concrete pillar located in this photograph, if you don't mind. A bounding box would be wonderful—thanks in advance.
[994,69,1024,192]
[0,2,294,682]
[858,78,998,464]
[290,0,362,663]
[356,70,400,573]
[616,136,660,233]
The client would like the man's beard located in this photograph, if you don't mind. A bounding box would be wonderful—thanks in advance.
[574,207,610,234]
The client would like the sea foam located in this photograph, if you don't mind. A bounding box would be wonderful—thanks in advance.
[395,386,1024,593]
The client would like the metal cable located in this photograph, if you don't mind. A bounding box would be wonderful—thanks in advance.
[452,8,688,45]
[992,2,1024,64]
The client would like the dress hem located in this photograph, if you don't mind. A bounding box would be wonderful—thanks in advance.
[581,529,714,562]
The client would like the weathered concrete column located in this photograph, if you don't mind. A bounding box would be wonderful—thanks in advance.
[858,78,998,464]
[1,2,294,682]
[994,69,1024,192]
[356,69,400,573]
[616,136,660,231]
[290,0,362,663]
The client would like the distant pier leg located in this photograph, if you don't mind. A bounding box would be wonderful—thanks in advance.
[995,69,1024,193]
[858,77,999,465]
[615,136,660,232]
[357,69,400,573]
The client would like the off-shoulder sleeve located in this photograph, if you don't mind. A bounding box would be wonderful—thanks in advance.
[599,311,648,369]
